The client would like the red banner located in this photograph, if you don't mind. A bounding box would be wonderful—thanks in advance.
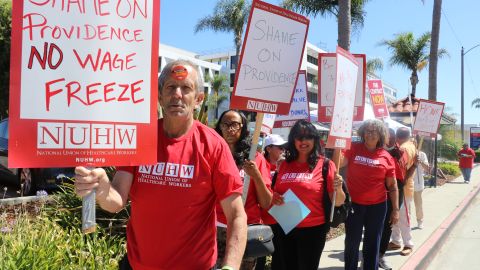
[367,79,389,119]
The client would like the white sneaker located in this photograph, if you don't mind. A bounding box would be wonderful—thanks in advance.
[418,221,424,229]
[378,256,392,270]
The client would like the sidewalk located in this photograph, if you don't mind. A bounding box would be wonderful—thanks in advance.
[319,166,480,270]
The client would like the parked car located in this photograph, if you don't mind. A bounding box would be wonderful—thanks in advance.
[0,118,75,196]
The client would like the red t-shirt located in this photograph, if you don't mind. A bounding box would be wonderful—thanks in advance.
[458,148,476,168]
[273,158,335,228]
[344,143,396,205]
[117,120,242,270]
[261,160,278,225]
[217,152,272,224]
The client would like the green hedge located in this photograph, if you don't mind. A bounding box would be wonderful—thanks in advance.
[475,150,480,163]
[438,162,461,176]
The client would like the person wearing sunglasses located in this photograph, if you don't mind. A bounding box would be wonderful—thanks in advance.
[271,120,345,270]
[214,109,273,270]
[336,119,399,270]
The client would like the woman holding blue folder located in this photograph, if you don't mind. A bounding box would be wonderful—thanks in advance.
[271,120,345,270]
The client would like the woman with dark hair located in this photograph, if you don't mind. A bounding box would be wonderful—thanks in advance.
[336,119,400,270]
[271,120,345,270]
[215,109,273,270]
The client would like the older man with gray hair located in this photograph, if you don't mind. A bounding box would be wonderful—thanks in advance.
[74,60,247,270]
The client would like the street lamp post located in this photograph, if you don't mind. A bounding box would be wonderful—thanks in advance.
[461,44,480,142]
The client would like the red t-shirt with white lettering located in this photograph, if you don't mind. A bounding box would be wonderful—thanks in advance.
[458,148,476,168]
[273,158,335,228]
[117,120,242,270]
[217,152,272,224]
[344,143,396,205]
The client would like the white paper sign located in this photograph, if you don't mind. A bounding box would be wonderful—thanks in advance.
[274,70,310,128]
[261,113,276,134]
[230,0,309,114]
[413,100,445,138]
[326,47,359,149]
[318,53,365,122]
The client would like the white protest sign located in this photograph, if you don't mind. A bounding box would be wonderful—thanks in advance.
[318,53,365,122]
[326,47,359,149]
[274,70,310,128]
[261,113,276,134]
[9,0,159,168]
[230,0,309,114]
[413,99,445,138]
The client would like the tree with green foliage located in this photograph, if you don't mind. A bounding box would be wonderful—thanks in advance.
[366,57,383,75]
[281,0,369,51]
[0,0,11,119]
[194,0,250,67]
[379,32,448,97]
[472,98,480,109]
[205,74,230,120]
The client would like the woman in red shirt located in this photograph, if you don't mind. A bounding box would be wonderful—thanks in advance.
[271,120,345,270]
[215,109,273,270]
[337,119,400,270]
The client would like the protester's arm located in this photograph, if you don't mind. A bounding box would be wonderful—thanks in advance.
[386,176,399,224]
[328,174,346,206]
[333,150,348,168]
[243,160,272,209]
[220,194,247,270]
[74,167,133,213]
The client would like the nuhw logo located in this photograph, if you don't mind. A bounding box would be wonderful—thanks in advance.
[37,122,136,149]
[139,162,195,179]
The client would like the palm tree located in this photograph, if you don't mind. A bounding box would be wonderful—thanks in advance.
[379,32,448,97]
[428,0,442,101]
[194,0,250,67]
[205,74,231,119]
[366,57,384,75]
[472,98,480,109]
[281,0,369,50]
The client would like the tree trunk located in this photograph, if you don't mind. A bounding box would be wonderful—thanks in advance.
[235,33,242,68]
[428,0,442,101]
[337,0,351,51]
[410,71,419,97]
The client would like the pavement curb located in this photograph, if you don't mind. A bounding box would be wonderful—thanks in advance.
[0,195,51,206]
[400,180,480,270]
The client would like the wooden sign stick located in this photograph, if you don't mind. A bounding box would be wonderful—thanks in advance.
[330,149,342,222]
[82,167,96,234]
[242,113,264,204]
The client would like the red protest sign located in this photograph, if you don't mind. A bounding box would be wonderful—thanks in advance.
[318,53,365,123]
[367,79,389,119]
[326,47,359,150]
[230,0,309,114]
[8,0,160,168]
[413,99,445,139]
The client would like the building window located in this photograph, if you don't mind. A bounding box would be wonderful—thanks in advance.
[307,91,318,104]
[204,86,209,94]
[230,55,238,70]
[307,73,317,85]
[230,73,236,87]
[307,55,318,66]
[158,57,162,72]
[204,68,210,81]
[215,70,219,75]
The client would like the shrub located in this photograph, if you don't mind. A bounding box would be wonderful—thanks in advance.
[438,162,461,176]
[0,209,126,270]
[475,150,480,163]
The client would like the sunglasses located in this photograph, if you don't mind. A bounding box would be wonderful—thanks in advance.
[295,134,315,141]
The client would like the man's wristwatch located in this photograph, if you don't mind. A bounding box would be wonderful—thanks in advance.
[220,266,235,270]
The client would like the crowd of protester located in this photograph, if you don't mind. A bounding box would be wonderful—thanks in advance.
[74,59,477,270]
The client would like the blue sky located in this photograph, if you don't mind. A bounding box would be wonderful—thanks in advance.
[160,0,480,125]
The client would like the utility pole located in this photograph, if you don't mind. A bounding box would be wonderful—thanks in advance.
[461,44,480,142]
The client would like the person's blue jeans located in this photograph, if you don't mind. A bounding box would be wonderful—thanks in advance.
[344,201,387,270]
[461,168,472,182]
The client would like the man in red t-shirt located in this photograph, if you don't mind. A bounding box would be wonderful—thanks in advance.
[457,143,476,183]
[74,60,247,270]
